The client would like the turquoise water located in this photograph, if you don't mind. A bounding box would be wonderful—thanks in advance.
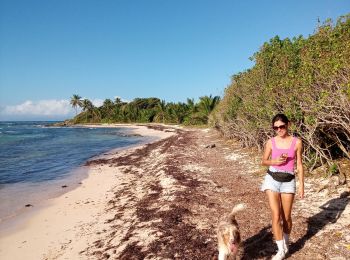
[0,121,147,221]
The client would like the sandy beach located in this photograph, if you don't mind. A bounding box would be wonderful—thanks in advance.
[1,124,349,260]
[0,124,175,259]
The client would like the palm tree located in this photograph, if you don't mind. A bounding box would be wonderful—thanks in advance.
[198,95,221,116]
[114,97,122,107]
[70,94,82,116]
[123,104,138,122]
[186,98,195,112]
[191,95,221,124]
[155,100,167,123]
[81,99,92,111]
[173,103,187,123]
[81,99,93,122]
[102,99,114,120]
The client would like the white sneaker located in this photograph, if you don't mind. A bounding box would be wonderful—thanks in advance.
[272,250,286,260]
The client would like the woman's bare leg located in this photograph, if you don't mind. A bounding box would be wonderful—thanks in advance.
[280,193,294,234]
[266,190,283,240]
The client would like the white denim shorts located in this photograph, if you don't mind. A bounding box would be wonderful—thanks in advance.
[260,172,296,194]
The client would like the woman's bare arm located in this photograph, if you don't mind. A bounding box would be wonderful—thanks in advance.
[261,139,285,166]
[296,138,304,198]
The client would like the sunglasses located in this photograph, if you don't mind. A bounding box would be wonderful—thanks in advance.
[273,124,286,131]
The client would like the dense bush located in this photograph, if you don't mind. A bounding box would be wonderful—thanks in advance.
[211,15,350,169]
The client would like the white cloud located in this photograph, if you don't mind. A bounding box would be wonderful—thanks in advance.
[1,100,73,116]
[91,98,104,107]
[0,99,76,120]
[0,97,129,120]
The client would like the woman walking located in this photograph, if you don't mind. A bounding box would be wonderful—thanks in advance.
[261,113,304,260]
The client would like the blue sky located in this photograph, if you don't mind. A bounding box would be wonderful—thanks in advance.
[0,0,349,120]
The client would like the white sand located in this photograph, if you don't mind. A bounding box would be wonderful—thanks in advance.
[0,124,175,260]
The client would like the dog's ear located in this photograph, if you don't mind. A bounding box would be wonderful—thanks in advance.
[228,214,238,225]
[227,211,233,220]
[236,230,241,244]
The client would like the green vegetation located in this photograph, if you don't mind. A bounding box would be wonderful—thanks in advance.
[69,95,220,126]
[211,14,350,169]
[70,94,82,116]
[67,15,349,170]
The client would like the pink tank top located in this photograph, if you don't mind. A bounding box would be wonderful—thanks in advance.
[271,137,297,173]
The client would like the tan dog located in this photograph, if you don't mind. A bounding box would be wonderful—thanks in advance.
[217,204,246,260]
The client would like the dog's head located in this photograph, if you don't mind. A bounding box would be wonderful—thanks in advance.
[218,224,241,254]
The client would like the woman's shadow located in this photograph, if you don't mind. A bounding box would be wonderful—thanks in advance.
[240,225,275,259]
[289,191,349,255]
[240,191,349,259]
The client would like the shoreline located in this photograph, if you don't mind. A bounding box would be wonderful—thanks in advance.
[0,124,176,259]
[0,166,89,231]
[0,124,155,228]
[0,123,151,225]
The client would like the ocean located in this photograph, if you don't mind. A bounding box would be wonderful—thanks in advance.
[0,121,149,222]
